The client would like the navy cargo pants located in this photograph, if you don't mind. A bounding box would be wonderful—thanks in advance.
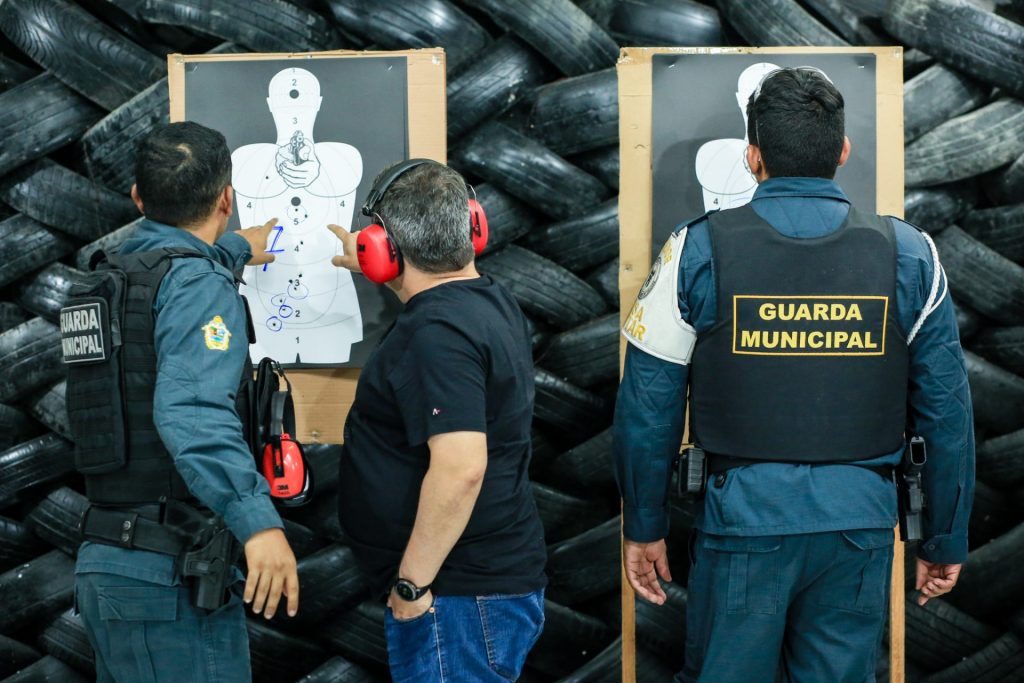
[76,572,251,683]
[679,529,893,683]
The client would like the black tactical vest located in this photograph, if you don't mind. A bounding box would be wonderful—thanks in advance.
[62,248,254,505]
[689,204,909,463]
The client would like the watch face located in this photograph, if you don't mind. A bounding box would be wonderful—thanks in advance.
[396,581,416,601]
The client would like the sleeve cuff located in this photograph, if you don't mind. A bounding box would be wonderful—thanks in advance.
[623,504,670,543]
[216,231,252,275]
[917,533,968,564]
[222,495,283,544]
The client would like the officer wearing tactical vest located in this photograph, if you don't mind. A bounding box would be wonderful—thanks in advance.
[64,122,300,682]
[615,68,975,682]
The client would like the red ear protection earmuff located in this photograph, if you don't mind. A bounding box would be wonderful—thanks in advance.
[255,359,313,507]
[356,158,489,285]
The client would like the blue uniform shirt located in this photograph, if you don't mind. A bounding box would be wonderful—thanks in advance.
[77,219,283,585]
[614,178,975,564]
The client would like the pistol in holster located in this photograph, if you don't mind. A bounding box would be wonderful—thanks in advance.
[675,446,707,497]
[178,521,241,611]
[897,436,927,542]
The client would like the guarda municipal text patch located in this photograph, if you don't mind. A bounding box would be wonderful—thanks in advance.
[60,301,109,364]
[732,296,888,356]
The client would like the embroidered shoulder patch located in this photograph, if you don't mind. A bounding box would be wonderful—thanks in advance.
[202,315,232,351]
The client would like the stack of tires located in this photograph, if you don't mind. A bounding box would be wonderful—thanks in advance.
[0,0,1021,681]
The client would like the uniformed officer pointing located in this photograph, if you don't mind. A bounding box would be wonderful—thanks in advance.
[615,68,975,682]
[68,122,300,683]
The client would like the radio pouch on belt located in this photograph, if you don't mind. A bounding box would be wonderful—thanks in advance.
[254,358,313,507]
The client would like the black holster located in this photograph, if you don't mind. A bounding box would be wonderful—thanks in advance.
[675,446,707,497]
[178,522,241,611]
[897,436,927,542]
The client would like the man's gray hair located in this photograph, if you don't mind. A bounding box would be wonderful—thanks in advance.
[375,161,473,274]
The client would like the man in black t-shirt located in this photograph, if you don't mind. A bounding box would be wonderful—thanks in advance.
[326,160,547,683]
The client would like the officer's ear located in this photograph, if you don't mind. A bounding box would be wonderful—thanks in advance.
[745,144,766,180]
[837,136,852,168]
[130,184,145,215]
[221,184,234,219]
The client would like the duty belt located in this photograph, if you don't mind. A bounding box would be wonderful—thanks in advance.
[80,504,200,556]
[707,453,895,481]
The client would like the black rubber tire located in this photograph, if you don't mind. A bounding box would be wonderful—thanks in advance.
[296,656,378,683]
[919,632,1024,683]
[956,301,984,341]
[80,77,168,194]
[0,215,76,291]
[0,317,65,405]
[585,258,620,309]
[972,326,1024,376]
[607,0,722,47]
[905,99,1024,188]
[478,245,607,329]
[904,64,991,144]
[324,0,488,73]
[529,68,617,157]
[552,636,677,683]
[905,596,1001,672]
[540,428,616,497]
[468,0,617,77]
[0,54,38,93]
[951,520,1024,620]
[475,183,542,257]
[538,314,619,388]
[38,609,94,677]
[0,73,102,177]
[965,351,1024,436]
[904,182,979,233]
[545,515,620,605]
[15,264,85,325]
[934,226,1024,326]
[0,635,40,680]
[0,434,75,510]
[74,220,140,272]
[281,518,328,560]
[528,600,615,679]
[0,654,87,683]
[571,145,619,191]
[272,544,368,628]
[977,428,1024,489]
[0,0,163,110]
[884,0,1024,99]
[0,550,75,635]
[0,402,43,452]
[717,0,847,46]
[532,482,612,543]
[245,618,326,682]
[27,381,70,442]
[903,48,937,79]
[25,486,88,558]
[990,151,1024,206]
[962,203,1024,265]
[969,479,1024,548]
[530,426,562,477]
[319,600,388,668]
[0,303,30,335]
[0,515,46,572]
[635,580,687,668]
[447,35,552,139]
[533,368,610,440]
[137,0,339,53]
[0,159,138,241]
[801,0,883,43]
[521,199,619,274]
[455,122,609,220]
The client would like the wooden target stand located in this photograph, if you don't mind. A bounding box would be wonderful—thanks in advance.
[616,46,905,682]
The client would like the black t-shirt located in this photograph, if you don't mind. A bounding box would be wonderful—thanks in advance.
[338,276,548,596]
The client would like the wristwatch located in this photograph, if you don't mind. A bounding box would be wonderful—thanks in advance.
[392,577,432,602]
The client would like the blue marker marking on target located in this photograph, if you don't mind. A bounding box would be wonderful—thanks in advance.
[263,225,285,271]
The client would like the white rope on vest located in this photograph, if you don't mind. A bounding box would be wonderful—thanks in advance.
[907,229,948,346]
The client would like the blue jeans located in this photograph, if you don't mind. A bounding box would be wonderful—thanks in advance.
[679,530,893,683]
[385,589,545,682]
[76,572,250,683]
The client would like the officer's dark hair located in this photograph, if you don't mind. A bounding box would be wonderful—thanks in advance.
[374,161,473,274]
[134,122,232,227]
[746,68,845,179]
